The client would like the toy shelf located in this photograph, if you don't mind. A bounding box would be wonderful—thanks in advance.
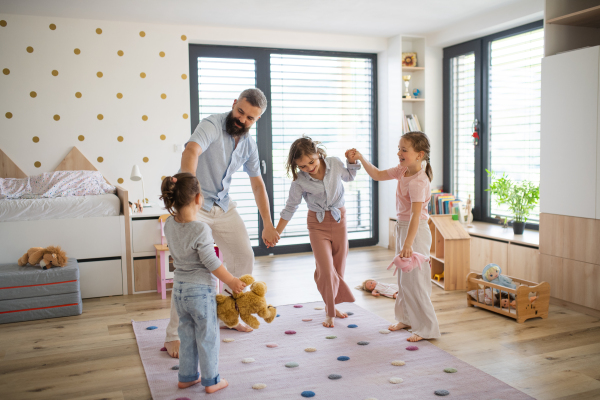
[428,215,471,291]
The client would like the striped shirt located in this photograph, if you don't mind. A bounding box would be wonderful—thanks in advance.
[280,157,361,223]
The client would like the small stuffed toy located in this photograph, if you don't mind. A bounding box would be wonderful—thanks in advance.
[387,252,429,276]
[481,263,516,289]
[18,246,68,269]
[216,274,277,329]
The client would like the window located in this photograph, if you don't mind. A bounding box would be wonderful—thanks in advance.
[189,45,378,255]
[444,21,543,228]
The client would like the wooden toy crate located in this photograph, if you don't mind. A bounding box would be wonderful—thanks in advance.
[466,272,550,323]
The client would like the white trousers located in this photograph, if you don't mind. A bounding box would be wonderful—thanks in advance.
[394,219,441,339]
[165,202,255,342]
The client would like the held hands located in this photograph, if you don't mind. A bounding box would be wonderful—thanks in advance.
[345,148,358,164]
[263,225,280,248]
[399,243,413,259]
[228,277,246,294]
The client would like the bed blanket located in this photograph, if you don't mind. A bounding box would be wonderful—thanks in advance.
[0,171,115,199]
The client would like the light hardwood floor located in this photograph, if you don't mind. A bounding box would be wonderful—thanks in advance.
[1,246,599,400]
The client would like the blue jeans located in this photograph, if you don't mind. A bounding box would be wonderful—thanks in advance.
[172,281,220,386]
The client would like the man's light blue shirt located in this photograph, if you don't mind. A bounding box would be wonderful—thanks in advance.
[185,112,261,213]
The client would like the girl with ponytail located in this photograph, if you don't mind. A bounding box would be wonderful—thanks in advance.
[159,172,245,394]
[352,131,440,343]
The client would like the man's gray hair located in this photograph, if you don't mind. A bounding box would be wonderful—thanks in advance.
[238,88,268,114]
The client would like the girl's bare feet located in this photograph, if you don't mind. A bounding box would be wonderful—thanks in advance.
[407,333,423,342]
[165,340,180,358]
[220,322,253,332]
[323,316,335,328]
[178,378,200,389]
[335,309,348,318]
[205,379,229,394]
[389,322,410,331]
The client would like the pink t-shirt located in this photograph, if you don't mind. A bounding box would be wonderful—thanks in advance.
[386,166,431,221]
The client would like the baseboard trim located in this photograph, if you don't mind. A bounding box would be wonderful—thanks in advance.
[550,297,600,318]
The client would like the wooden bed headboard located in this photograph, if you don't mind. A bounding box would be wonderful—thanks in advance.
[1,146,133,295]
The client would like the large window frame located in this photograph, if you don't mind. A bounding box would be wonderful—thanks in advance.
[443,20,543,230]
[188,44,379,256]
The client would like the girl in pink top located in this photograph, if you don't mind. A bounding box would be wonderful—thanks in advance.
[352,131,441,342]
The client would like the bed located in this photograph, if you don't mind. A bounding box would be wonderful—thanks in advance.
[0,147,132,298]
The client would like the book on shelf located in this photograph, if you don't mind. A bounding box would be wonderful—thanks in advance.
[428,191,462,217]
[402,113,422,133]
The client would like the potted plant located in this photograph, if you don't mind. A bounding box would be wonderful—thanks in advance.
[485,170,539,235]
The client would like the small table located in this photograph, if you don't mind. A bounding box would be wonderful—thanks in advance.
[154,244,172,300]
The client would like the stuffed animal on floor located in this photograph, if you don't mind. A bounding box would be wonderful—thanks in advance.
[482,263,516,289]
[216,274,277,329]
[18,246,68,269]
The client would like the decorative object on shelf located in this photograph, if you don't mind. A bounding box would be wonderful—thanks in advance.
[402,52,417,67]
[412,88,420,98]
[402,75,412,98]
[494,215,511,229]
[463,195,474,228]
[130,165,153,207]
[485,170,539,235]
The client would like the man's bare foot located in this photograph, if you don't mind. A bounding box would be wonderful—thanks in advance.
[165,340,180,358]
[178,378,200,389]
[323,316,335,328]
[205,379,229,394]
[389,322,410,331]
[335,309,348,318]
[407,333,423,342]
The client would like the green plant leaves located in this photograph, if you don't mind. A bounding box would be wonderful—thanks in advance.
[485,169,539,222]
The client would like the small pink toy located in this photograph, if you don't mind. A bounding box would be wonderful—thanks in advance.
[387,252,429,276]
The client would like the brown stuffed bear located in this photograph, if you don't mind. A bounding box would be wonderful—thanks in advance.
[18,246,68,269]
[216,274,277,329]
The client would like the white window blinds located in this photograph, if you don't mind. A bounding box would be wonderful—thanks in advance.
[196,57,260,245]
[489,28,543,223]
[270,54,374,245]
[451,53,476,205]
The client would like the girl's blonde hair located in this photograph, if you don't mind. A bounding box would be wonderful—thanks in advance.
[402,131,433,182]
[285,136,327,181]
[159,172,202,216]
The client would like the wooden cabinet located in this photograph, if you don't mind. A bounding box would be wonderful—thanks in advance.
[470,236,508,274]
[562,215,600,265]
[427,215,471,291]
[131,210,165,294]
[508,244,540,283]
[539,213,564,258]
[133,258,157,292]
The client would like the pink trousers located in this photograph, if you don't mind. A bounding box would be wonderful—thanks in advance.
[307,207,355,318]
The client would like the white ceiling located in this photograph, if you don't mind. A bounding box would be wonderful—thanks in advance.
[0,0,529,38]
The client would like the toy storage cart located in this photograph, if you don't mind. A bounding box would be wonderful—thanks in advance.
[466,272,550,323]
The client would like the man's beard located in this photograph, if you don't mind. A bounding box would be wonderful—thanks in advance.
[225,111,250,137]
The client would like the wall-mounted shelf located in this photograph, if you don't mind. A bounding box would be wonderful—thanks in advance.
[547,5,600,28]
[402,66,425,72]
[402,98,425,102]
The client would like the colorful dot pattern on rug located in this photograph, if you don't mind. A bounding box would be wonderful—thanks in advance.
[171,365,179,370]
[348,324,358,328]
[294,305,303,308]
[222,338,234,342]
[346,312,354,315]
[159,347,167,351]
[132,302,537,399]
[146,326,157,330]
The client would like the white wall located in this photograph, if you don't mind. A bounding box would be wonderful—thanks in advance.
[0,13,387,207]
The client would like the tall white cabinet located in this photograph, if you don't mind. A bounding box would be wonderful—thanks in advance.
[540,45,600,219]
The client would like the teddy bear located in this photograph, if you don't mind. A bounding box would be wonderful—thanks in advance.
[216,274,277,329]
[18,246,68,269]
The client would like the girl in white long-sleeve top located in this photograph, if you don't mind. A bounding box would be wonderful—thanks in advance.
[275,136,360,328]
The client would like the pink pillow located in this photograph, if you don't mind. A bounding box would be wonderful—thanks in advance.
[387,252,429,276]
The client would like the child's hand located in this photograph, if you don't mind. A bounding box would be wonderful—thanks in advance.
[228,277,246,294]
[353,149,363,161]
[400,243,413,259]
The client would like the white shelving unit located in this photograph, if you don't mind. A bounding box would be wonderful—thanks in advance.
[401,37,426,132]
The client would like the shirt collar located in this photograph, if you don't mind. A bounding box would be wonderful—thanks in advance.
[303,157,329,181]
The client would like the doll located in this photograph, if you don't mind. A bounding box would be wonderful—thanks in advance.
[359,279,399,299]
[482,263,516,289]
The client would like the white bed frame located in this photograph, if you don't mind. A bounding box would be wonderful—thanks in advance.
[0,147,133,298]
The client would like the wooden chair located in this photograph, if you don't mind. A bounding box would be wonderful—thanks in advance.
[155,214,224,300]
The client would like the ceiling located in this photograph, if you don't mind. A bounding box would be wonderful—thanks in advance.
[0,0,529,37]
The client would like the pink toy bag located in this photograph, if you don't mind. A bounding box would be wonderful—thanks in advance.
[387,252,430,276]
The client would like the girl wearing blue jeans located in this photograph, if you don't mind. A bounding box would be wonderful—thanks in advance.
[160,173,245,393]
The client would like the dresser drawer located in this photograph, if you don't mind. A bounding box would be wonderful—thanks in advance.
[132,219,162,253]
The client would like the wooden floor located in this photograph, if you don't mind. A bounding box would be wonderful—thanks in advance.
[1,246,600,400]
